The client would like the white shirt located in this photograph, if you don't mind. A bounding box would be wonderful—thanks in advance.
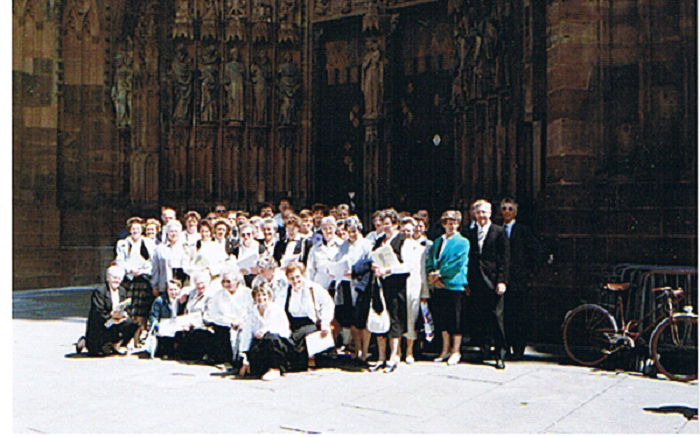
[114,237,155,280]
[239,302,290,352]
[477,222,492,252]
[504,220,515,239]
[151,241,190,292]
[283,280,335,328]
[307,237,342,290]
[203,286,253,327]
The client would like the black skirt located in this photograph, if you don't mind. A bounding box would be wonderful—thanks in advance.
[334,281,355,328]
[432,288,467,335]
[248,333,293,376]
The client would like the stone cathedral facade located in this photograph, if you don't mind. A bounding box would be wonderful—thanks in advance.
[13,0,696,342]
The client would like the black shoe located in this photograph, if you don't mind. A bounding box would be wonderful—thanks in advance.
[368,361,386,372]
[495,359,505,370]
[384,362,398,373]
[75,336,86,354]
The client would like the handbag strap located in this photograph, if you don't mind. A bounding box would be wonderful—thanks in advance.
[308,286,320,325]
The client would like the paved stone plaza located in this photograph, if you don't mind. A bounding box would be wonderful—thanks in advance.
[13,287,699,434]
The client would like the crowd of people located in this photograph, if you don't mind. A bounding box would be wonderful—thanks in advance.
[75,197,543,381]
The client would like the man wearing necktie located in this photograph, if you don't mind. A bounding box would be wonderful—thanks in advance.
[464,199,510,369]
[500,198,542,360]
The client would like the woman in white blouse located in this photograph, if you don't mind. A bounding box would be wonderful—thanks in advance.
[114,217,156,344]
[306,216,342,292]
[238,283,292,381]
[282,261,335,371]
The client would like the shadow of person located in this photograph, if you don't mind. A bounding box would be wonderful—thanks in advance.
[643,406,698,421]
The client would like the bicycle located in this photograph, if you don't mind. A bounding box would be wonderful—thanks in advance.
[562,283,698,382]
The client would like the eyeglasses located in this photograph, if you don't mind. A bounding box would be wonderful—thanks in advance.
[221,280,232,284]
[502,206,515,211]
[241,232,253,236]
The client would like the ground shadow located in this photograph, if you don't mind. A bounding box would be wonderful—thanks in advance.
[644,406,698,420]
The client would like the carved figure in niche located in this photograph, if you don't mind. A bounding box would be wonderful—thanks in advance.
[361,40,383,119]
[277,52,300,125]
[172,43,193,122]
[223,47,246,121]
[112,53,133,127]
[251,53,270,124]
[199,44,220,123]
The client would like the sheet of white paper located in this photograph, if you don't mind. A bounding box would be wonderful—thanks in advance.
[237,252,259,271]
[330,258,351,281]
[158,312,204,337]
[280,253,300,268]
[370,245,400,270]
[305,330,335,356]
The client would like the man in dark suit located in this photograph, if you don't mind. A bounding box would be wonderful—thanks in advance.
[500,198,542,360]
[77,265,139,356]
[464,199,510,369]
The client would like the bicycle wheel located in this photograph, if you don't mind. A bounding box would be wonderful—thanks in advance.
[651,314,698,382]
[562,304,617,366]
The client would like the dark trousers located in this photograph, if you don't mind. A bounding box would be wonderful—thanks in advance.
[210,324,236,365]
[504,283,531,357]
[471,281,507,359]
[177,328,214,361]
[87,319,139,356]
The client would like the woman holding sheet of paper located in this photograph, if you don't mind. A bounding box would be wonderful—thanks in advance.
[281,261,335,371]
[367,208,412,373]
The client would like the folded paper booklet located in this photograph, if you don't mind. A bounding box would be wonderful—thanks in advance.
[158,311,204,337]
[370,245,400,270]
[104,298,133,327]
[305,330,335,356]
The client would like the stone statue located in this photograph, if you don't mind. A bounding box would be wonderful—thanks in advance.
[223,47,246,121]
[199,44,219,123]
[361,40,383,119]
[251,53,270,124]
[111,53,132,127]
[277,53,300,125]
[172,43,193,122]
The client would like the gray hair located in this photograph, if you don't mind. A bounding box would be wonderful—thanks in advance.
[320,216,337,228]
[164,219,183,235]
[343,216,363,232]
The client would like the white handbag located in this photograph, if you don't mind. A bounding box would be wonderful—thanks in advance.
[367,284,390,334]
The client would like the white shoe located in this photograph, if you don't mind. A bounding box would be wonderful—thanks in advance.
[405,356,415,365]
[447,353,461,366]
[262,369,281,381]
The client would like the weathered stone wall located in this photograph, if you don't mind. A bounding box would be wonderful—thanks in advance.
[13,0,697,347]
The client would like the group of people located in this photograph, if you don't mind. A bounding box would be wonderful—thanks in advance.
[75,197,543,380]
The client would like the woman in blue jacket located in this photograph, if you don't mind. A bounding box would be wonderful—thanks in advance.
[426,210,470,366]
